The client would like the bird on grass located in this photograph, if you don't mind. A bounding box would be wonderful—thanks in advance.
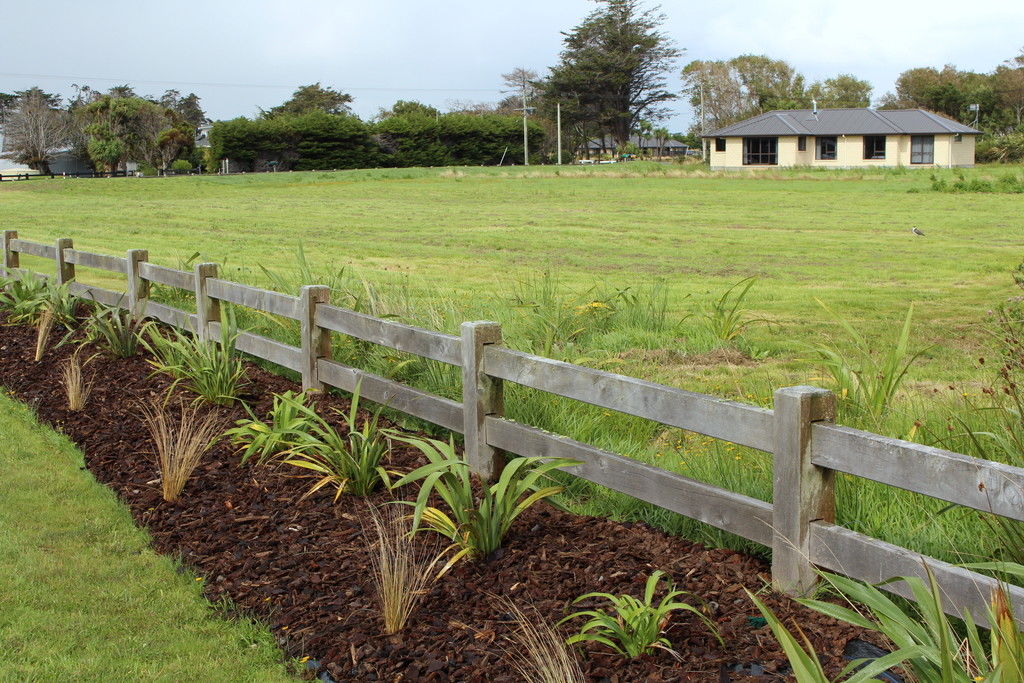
[911,227,925,236]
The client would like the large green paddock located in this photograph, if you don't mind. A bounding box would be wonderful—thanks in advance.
[2,162,1021,561]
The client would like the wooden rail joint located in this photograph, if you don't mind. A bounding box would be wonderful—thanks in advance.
[300,285,331,391]
[55,238,74,284]
[193,262,220,341]
[771,385,837,597]
[461,321,505,482]
[1,230,17,276]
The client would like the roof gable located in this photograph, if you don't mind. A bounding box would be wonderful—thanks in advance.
[704,109,980,137]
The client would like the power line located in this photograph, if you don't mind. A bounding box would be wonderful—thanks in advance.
[0,72,501,94]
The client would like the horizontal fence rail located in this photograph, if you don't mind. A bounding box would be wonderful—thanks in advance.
[3,231,1024,626]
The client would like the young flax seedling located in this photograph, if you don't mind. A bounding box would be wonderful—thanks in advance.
[559,570,721,660]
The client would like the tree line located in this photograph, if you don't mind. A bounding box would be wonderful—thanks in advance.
[3,0,1023,172]
[0,85,207,174]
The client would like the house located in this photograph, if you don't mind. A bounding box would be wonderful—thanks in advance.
[702,108,980,170]
[586,134,688,158]
[0,133,94,175]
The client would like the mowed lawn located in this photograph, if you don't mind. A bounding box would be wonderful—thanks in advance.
[0,393,294,681]
[1,163,1019,388]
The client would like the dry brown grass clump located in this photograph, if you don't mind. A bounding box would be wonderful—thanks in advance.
[498,596,584,683]
[34,308,55,361]
[60,350,94,411]
[139,397,222,502]
[363,504,441,635]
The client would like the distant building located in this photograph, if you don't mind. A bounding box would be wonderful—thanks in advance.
[702,108,980,170]
[586,134,688,158]
[0,133,93,175]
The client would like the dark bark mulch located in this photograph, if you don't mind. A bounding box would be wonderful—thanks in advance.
[0,316,871,681]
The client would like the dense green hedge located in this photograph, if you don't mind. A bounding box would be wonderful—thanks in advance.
[208,112,544,171]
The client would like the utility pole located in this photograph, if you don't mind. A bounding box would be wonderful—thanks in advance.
[522,91,529,166]
[556,102,562,165]
[700,79,707,162]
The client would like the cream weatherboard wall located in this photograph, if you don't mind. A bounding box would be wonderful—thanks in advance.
[709,134,975,170]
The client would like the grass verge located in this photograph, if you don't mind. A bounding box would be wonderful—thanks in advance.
[0,391,295,681]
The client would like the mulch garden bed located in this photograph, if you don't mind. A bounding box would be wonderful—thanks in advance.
[0,314,876,681]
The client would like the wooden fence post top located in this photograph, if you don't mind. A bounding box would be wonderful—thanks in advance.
[194,262,218,275]
[300,284,330,301]
[460,320,502,342]
[773,386,835,415]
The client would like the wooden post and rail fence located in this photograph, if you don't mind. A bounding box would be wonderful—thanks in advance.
[2,230,1023,626]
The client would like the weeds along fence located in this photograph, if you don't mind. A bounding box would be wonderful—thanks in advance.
[3,230,1023,626]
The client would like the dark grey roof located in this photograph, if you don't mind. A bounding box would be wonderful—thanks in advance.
[587,134,687,150]
[704,109,981,137]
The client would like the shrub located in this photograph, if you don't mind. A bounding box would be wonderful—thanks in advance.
[390,435,578,574]
[363,504,442,635]
[560,570,721,659]
[142,315,247,406]
[139,397,223,502]
[137,163,158,176]
[170,159,193,172]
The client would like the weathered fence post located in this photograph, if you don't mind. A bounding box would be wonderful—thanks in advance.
[1,230,18,276]
[126,249,150,317]
[55,238,74,284]
[300,285,331,392]
[193,262,220,341]
[461,321,505,482]
[772,385,837,596]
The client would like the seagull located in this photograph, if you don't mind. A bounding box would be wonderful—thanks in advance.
[912,227,925,236]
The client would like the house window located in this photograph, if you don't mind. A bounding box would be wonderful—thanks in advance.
[816,136,837,160]
[911,135,934,164]
[953,133,963,143]
[743,137,777,165]
[797,136,806,152]
[863,136,886,160]
[715,138,726,152]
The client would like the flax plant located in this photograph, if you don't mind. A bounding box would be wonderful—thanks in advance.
[142,313,246,405]
[139,398,223,502]
[279,384,391,500]
[82,301,146,358]
[363,504,442,635]
[390,434,578,575]
[811,302,926,424]
[749,565,1024,683]
[701,277,762,342]
[60,349,95,411]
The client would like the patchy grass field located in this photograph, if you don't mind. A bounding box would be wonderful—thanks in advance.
[2,162,1021,561]
[0,393,294,681]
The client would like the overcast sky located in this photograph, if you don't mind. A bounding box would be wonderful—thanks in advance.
[2,0,1021,132]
